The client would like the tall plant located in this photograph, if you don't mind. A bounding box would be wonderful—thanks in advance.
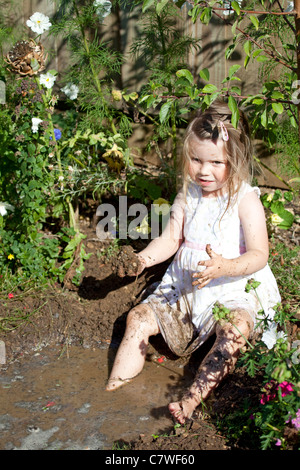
[0,3,130,286]
[127,0,201,173]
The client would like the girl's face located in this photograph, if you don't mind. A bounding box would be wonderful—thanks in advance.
[188,137,229,198]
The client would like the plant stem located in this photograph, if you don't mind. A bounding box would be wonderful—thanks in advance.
[35,77,63,176]
[253,156,293,191]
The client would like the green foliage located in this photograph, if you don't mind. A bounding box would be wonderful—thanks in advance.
[214,277,300,450]
[261,189,294,230]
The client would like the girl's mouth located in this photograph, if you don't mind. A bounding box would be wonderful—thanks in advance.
[199,179,214,186]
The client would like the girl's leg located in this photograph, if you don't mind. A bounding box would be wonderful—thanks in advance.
[169,309,254,424]
[106,303,160,391]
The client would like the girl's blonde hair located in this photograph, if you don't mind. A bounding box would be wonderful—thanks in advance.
[181,100,254,210]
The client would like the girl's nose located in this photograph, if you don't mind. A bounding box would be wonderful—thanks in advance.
[199,162,210,174]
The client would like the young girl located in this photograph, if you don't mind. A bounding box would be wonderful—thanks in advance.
[105,101,281,424]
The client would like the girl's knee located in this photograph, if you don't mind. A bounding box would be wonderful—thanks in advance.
[216,308,253,340]
[126,304,159,336]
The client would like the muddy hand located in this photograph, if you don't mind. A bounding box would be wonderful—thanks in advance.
[117,255,146,278]
[191,244,222,289]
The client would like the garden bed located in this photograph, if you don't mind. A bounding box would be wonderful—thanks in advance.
[0,194,299,451]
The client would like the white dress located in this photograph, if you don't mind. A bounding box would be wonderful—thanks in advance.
[143,181,281,356]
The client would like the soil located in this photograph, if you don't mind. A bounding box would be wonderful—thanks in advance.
[0,194,299,451]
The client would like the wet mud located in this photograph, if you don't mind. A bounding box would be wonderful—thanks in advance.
[0,343,192,450]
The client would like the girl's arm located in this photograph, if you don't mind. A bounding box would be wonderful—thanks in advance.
[192,191,269,288]
[138,192,185,269]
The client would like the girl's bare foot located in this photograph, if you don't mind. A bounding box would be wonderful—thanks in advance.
[168,401,195,424]
[105,377,132,391]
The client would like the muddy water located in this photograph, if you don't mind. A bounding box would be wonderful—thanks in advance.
[0,344,193,450]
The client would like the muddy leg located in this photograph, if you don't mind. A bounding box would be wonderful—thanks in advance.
[106,304,160,391]
[169,309,254,424]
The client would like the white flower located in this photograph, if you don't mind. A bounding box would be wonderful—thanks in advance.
[26,12,52,35]
[94,0,112,21]
[0,202,14,216]
[61,83,79,100]
[39,72,56,89]
[222,0,242,16]
[261,322,287,349]
[31,117,43,133]
[285,1,294,12]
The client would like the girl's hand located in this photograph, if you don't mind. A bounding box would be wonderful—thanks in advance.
[112,246,147,278]
[117,254,147,278]
[191,244,228,289]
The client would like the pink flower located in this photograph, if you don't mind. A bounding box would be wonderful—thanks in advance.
[260,380,277,404]
[287,409,300,430]
[275,439,281,446]
[260,380,294,405]
[8,293,14,299]
[278,381,294,397]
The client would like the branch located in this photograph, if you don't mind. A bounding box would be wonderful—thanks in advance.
[191,1,295,16]
[209,6,296,72]
[160,92,297,108]
[275,0,296,33]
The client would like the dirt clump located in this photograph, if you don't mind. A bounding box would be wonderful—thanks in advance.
[110,245,144,277]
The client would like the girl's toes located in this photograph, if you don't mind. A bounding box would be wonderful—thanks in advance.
[168,402,186,424]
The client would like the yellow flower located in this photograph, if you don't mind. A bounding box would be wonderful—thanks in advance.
[102,144,124,172]
[266,193,273,202]
[270,213,284,226]
[153,198,170,215]
[8,254,14,260]
[111,90,122,101]
[135,216,151,234]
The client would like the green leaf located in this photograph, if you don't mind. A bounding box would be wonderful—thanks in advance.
[27,143,36,156]
[142,0,155,12]
[228,96,239,128]
[159,101,173,123]
[176,69,194,84]
[156,0,169,15]
[255,54,269,62]
[261,109,267,127]
[228,64,241,79]
[231,0,241,14]
[271,102,284,114]
[199,68,210,81]
[249,15,259,30]
[270,202,294,229]
[31,58,40,72]
[243,40,252,56]
[202,84,218,93]
[200,7,212,24]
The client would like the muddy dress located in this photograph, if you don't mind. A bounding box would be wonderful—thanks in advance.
[143,181,281,357]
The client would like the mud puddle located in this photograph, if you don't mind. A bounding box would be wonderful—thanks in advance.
[0,343,193,450]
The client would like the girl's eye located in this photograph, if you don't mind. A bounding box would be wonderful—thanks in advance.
[213,161,223,165]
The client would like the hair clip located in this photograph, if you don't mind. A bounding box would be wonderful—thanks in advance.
[219,121,229,141]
